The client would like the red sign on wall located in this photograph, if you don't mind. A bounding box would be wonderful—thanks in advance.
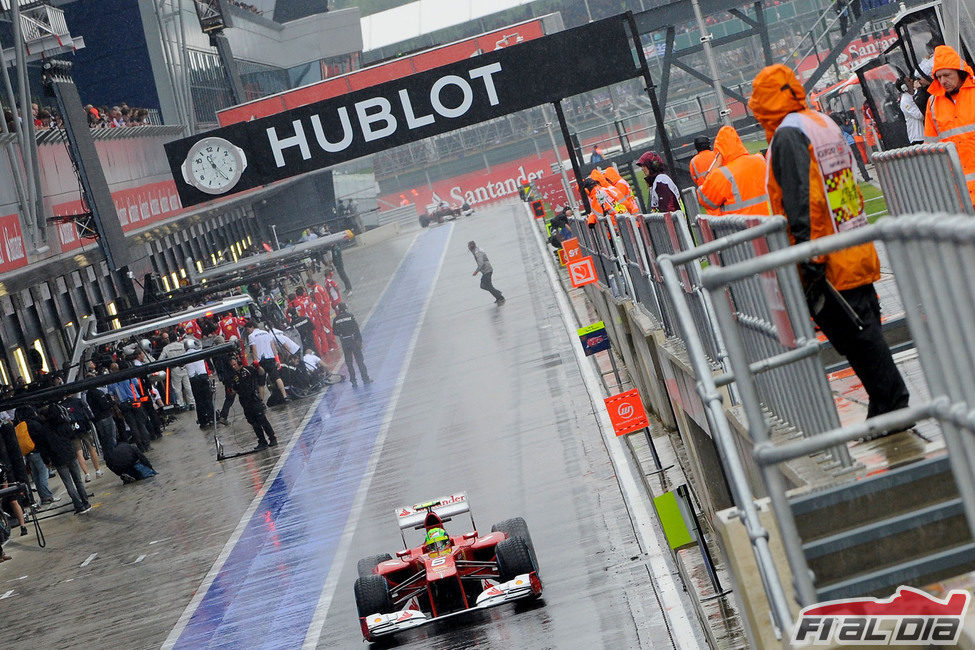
[52,180,185,254]
[217,20,546,126]
[0,213,28,273]
[567,256,598,288]
[380,156,558,213]
[533,172,575,208]
[605,389,649,437]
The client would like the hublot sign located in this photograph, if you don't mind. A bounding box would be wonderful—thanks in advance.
[165,16,638,207]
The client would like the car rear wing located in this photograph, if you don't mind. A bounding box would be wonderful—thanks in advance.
[395,493,470,531]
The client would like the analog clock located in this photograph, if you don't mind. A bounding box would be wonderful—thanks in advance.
[180,136,247,195]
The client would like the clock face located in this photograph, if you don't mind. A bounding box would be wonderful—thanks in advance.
[182,137,247,195]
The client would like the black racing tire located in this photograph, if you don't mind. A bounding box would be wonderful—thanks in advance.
[354,574,393,618]
[357,553,393,580]
[495,536,536,583]
[419,215,429,228]
[491,517,537,569]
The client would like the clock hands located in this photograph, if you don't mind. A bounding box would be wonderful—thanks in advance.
[206,154,230,181]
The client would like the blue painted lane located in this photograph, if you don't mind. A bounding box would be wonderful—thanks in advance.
[171,225,452,649]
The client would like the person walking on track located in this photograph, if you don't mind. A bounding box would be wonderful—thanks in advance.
[468,240,505,304]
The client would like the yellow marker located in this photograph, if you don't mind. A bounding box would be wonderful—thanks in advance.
[577,321,605,336]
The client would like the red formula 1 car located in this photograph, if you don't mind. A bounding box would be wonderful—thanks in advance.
[353,493,542,641]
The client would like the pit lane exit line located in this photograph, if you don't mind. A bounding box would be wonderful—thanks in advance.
[302,224,453,648]
[162,225,452,649]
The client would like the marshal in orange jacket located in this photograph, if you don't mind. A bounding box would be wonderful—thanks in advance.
[696,125,771,216]
[924,45,975,205]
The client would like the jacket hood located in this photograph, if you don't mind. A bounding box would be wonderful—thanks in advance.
[748,64,808,140]
[928,45,975,96]
[588,168,607,186]
[713,125,748,163]
[603,166,623,185]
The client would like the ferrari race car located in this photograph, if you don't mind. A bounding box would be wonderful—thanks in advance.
[353,492,542,641]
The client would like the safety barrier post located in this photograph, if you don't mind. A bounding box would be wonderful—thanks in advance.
[871,143,974,216]
[658,252,794,635]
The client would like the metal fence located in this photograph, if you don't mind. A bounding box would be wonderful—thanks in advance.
[696,215,847,467]
[871,142,975,216]
[663,212,975,633]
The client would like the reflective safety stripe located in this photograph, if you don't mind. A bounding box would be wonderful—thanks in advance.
[938,123,975,139]
[967,171,975,182]
[719,167,741,202]
[721,194,770,213]
[927,95,975,138]
[690,159,705,183]
[715,167,768,213]
[697,189,720,210]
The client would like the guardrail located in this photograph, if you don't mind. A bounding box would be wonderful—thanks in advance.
[658,212,975,632]
[871,142,974,216]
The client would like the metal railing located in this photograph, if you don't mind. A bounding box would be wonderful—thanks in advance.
[661,212,975,632]
[696,215,848,468]
[871,142,975,216]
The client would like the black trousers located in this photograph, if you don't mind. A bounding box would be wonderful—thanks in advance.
[241,401,275,444]
[190,374,214,426]
[811,283,910,417]
[334,260,352,292]
[143,397,162,438]
[850,142,871,179]
[120,405,151,452]
[219,383,236,420]
[479,271,504,301]
[340,338,370,383]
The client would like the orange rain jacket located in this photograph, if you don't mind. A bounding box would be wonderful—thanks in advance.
[924,45,975,204]
[696,126,771,216]
[603,166,640,214]
[689,149,717,187]
[748,64,879,291]
[586,169,620,226]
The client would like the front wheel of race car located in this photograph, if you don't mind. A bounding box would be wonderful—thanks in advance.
[354,574,393,618]
[491,517,537,571]
[357,553,393,580]
[419,215,429,228]
[495,536,536,583]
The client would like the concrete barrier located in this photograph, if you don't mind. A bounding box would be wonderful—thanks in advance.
[354,222,400,248]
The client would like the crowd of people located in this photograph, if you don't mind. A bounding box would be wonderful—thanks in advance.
[2,102,153,134]
[0,249,372,562]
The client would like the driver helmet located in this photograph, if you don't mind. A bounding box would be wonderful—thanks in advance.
[425,527,450,555]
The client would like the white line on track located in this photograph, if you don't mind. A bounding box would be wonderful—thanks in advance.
[135,554,146,564]
[1,590,13,599]
[80,553,97,567]
[529,211,705,650]
[162,232,423,650]
[302,225,454,648]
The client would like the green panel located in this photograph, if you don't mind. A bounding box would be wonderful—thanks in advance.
[654,491,694,550]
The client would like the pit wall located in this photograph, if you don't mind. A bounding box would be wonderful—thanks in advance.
[575,265,975,650]
[575,273,804,649]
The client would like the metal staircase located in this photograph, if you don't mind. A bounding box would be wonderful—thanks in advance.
[790,455,975,602]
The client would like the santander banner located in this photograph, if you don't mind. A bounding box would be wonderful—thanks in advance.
[380,153,566,212]
[0,213,28,273]
[53,180,183,253]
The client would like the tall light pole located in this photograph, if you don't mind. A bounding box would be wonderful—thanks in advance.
[690,0,732,127]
